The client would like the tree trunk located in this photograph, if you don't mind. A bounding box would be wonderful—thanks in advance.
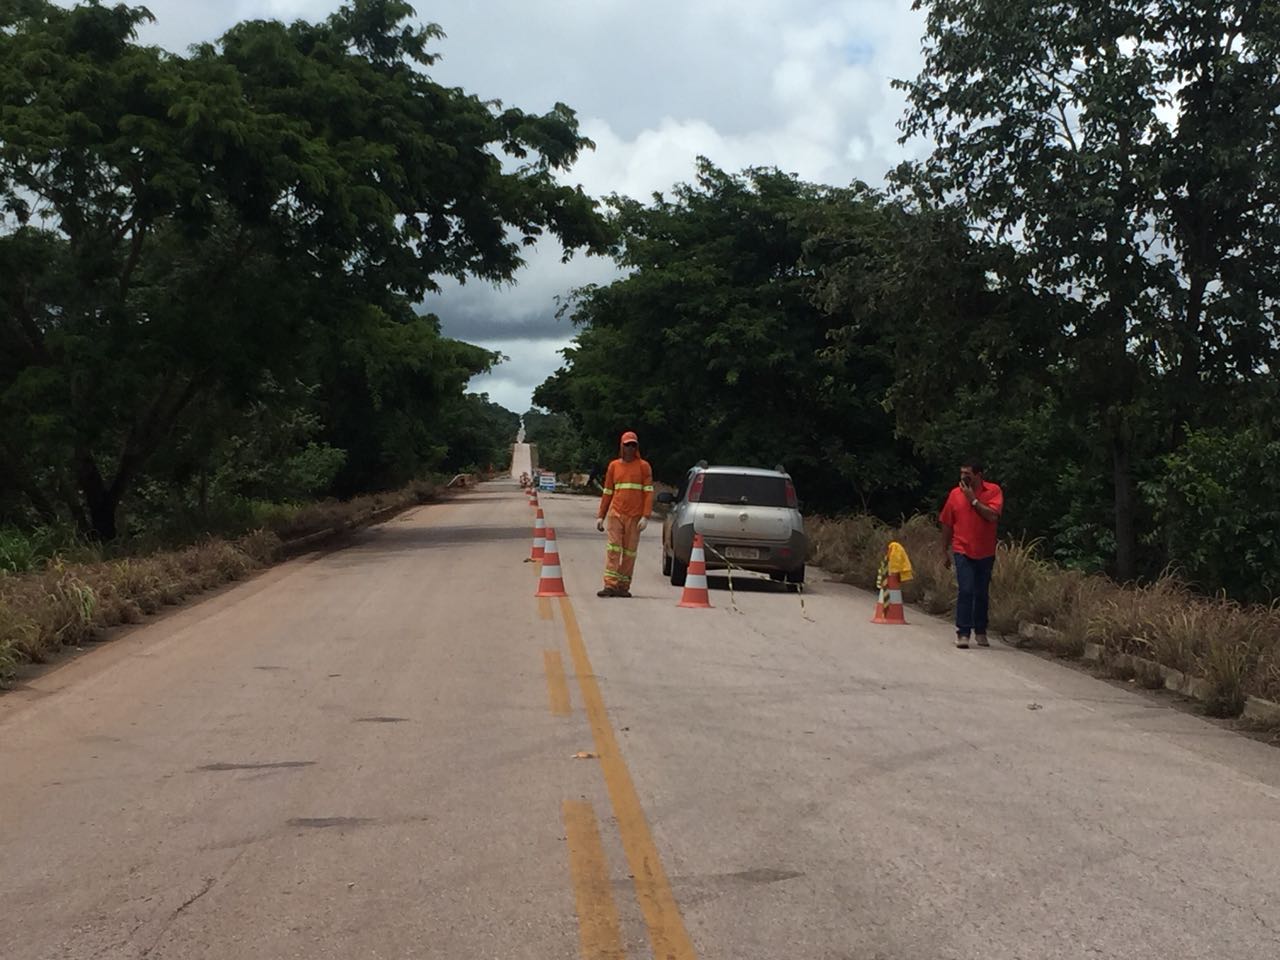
[1172,271,1208,446]
[1111,427,1137,581]
[76,453,119,541]
[85,487,119,541]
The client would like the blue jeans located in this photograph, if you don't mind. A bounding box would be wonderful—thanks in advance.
[954,553,995,637]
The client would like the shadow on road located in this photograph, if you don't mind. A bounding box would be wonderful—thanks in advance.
[329,524,532,561]
[704,574,801,594]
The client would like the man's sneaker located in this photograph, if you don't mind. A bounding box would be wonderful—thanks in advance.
[976,634,990,647]
[955,634,970,649]
[597,587,618,598]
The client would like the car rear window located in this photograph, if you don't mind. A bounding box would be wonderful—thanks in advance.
[699,474,789,507]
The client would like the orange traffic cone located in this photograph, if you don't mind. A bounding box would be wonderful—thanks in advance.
[524,509,546,562]
[872,572,907,624]
[677,534,713,609]
[535,527,568,598]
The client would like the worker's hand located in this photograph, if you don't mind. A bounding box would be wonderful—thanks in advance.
[638,517,648,532]
[596,518,605,533]
[942,551,952,570]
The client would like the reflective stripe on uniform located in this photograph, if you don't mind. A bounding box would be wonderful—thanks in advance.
[602,487,614,494]
[642,485,654,491]
[613,482,647,491]
[622,548,637,557]
[606,544,624,554]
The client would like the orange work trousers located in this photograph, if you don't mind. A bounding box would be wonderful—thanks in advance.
[603,513,642,590]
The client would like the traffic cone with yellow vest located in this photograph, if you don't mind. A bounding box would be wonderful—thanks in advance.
[872,541,913,625]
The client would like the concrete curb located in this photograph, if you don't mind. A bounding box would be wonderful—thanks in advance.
[1018,622,1064,648]
[1017,621,1280,724]
[1243,696,1280,725]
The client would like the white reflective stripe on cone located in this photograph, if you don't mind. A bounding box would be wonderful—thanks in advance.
[540,563,562,577]
[685,574,708,589]
[888,590,903,603]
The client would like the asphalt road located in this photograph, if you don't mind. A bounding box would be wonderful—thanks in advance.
[511,441,534,481]
[3,483,1279,959]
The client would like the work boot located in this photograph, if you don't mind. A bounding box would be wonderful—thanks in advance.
[955,633,970,649]
[616,588,632,598]
[597,586,619,598]
[976,634,990,647]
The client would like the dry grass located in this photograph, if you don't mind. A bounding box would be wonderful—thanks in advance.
[0,481,443,684]
[809,513,1280,719]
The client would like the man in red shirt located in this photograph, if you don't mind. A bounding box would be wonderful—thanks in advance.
[938,458,1004,649]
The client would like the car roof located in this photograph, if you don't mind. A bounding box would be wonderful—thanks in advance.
[695,465,790,479]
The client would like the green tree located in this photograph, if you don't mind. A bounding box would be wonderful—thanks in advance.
[435,393,521,475]
[0,0,609,538]
[895,0,1280,577]
[536,161,934,513]
[522,408,597,475]
[807,200,1094,551]
[312,304,502,495]
[1143,425,1280,602]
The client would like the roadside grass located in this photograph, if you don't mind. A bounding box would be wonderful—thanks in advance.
[809,514,1280,721]
[0,525,99,573]
[0,480,445,684]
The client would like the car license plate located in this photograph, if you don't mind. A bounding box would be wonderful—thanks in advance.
[724,546,760,560]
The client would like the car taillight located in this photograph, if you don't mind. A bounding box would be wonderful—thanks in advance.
[688,473,705,503]
[785,480,797,509]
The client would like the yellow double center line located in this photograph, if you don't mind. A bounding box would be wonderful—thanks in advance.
[559,596,698,960]
[562,799,626,959]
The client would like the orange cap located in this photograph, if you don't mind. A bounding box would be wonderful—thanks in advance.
[620,431,639,446]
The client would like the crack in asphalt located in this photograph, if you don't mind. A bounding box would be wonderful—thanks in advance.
[140,876,216,958]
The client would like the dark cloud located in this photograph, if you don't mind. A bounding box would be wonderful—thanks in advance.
[435,308,573,345]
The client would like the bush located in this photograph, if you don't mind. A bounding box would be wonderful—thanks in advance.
[1143,427,1280,603]
[0,525,96,574]
[0,528,42,574]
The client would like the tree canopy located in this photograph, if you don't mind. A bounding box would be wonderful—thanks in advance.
[534,161,979,515]
[894,0,1280,577]
[0,0,605,538]
[539,135,1279,598]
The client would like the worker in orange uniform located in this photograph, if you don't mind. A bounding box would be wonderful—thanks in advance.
[595,431,655,598]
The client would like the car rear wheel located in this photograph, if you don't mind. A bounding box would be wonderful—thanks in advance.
[786,565,805,587]
[769,572,786,583]
[662,549,673,576]
[670,553,688,587]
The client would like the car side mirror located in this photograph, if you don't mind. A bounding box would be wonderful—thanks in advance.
[656,492,675,504]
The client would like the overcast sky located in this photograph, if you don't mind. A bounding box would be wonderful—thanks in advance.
[134,0,928,413]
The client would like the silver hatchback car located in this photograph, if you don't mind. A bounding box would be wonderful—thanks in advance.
[657,464,807,587]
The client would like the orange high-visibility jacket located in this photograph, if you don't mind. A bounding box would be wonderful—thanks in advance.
[597,457,655,519]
